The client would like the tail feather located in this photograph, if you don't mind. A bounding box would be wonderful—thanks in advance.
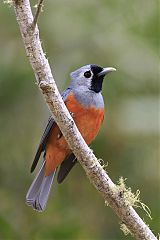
[26,163,55,212]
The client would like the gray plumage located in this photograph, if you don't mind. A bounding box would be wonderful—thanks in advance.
[26,163,55,211]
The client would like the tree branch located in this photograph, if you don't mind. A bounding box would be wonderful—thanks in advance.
[32,0,44,30]
[12,0,157,239]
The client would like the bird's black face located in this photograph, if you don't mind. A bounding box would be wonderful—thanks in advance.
[90,65,104,93]
[70,64,116,92]
[82,65,106,93]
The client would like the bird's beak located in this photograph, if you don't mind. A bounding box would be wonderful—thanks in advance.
[98,67,116,77]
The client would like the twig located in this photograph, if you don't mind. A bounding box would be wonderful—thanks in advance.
[12,0,157,239]
[32,0,44,30]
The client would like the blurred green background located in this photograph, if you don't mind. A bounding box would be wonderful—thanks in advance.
[0,0,159,239]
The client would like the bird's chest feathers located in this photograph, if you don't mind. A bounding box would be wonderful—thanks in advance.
[65,93,104,144]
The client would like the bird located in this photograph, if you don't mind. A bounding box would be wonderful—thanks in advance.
[26,64,116,212]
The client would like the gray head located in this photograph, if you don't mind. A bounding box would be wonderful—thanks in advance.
[70,64,116,93]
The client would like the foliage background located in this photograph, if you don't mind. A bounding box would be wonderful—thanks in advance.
[0,0,159,239]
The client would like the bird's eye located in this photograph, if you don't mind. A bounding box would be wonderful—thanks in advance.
[84,71,91,78]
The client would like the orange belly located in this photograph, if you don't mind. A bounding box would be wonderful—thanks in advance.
[66,94,104,145]
[45,93,104,176]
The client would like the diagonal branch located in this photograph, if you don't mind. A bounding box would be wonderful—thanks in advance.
[12,0,157,239]
[32,0,44,30]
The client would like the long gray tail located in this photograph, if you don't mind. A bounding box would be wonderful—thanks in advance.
[26,163,55,212]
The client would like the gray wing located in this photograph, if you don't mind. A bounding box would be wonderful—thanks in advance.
[30,116,55,173]
[30,88,71,173]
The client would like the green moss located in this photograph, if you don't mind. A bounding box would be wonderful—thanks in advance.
[117,177,152,220]
[98,158,108,170]
[3,0,13,6]
[120,223,132,236]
